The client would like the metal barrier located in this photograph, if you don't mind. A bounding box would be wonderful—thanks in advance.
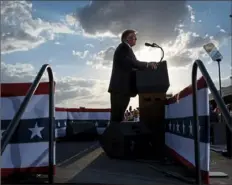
[1,64,55,184]
[192,59,232,185]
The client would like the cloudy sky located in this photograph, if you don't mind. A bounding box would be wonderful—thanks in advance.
[1,1,232,109]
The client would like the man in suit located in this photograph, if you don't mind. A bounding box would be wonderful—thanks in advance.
[108,29,157,122]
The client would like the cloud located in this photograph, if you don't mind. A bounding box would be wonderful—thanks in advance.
[162,30,210,66]
[182,30,230,50]
[85,43,94,48]
[86,26,229,68]
[75,2,230,67]
[72,50,89,59]
[167,51,193,67]
[1,62,48,83]
[211,75,231,89]
[1,62,110,108]
[75,1,189,48]
[187,5,195,23]
[220,29,226,33]
[1,1,79,54]
[87,46,115,68]
[2,61,230,109]
[86,28,216,68]
[55,77,97,105]
[166,66,231,96]
[65,14,79,28]
[152,28,229,67]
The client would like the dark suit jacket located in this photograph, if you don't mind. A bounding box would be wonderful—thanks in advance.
[108,42,147,96]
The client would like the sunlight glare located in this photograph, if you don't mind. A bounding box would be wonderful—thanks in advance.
[135,46,162,62]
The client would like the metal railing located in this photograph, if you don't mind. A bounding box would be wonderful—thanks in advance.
[192,59,232,185]
[1,64,55,184]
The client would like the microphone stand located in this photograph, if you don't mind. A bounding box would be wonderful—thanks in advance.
[150,43,164,62]
[155,45,164,62]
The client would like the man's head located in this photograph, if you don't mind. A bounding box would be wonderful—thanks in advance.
[121,29,137,47]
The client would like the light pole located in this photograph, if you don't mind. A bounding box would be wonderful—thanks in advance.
[203,42,232,158]
[203,43,223,96]
[225,13,232,159]
[229,5,232,84]
[217,59,222,97]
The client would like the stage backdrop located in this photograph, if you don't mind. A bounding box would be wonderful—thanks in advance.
[165,76,210,184]
[1,82,56,176]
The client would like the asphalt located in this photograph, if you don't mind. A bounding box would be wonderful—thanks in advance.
[67,153,186,185]
[55,141,232,185]
[3,137,231,185]
[55,141,186,185]
[56,140,99,166]
[210,151,232,185]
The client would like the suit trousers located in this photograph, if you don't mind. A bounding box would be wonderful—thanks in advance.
[110,93,130,122]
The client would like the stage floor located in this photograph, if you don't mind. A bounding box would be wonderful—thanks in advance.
[55,141,187,185]
[55,141,232,185]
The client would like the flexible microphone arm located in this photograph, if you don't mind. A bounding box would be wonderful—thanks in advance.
[145,42,164,62]
[156,44,164,62]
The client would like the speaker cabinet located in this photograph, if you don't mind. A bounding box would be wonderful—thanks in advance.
[99,121,156,159]
[66,120,98,140]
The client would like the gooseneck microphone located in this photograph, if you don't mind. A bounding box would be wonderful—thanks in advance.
[144,42,164,62]
[145,42,156,47]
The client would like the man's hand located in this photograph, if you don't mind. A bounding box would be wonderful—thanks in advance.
[148,62,158,69]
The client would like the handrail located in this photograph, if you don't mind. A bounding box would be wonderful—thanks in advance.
[192,59,232,185]
[1,64,55,184]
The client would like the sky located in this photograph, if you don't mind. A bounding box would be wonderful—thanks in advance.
[1,0,232,109]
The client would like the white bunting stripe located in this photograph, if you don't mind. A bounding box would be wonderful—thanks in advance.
[165,88,209,119]
[2,95,49,120]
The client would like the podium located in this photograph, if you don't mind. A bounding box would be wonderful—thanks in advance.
[136,60,170,158]
[100,61,170,160]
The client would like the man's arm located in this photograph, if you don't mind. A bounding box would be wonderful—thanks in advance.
[117,46,148,70]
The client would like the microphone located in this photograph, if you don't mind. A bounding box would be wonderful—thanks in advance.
[145,42,164,62]
[145,42,157,47]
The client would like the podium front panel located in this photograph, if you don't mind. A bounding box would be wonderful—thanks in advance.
[136,61,170,93]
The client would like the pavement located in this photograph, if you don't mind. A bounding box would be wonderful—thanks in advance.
[56,141,99,166]
[55,141,232,185]
[210,151,232,185]
[210,145,227,152]
[55,141,186,185]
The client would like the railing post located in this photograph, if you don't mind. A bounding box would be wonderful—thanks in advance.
[1,65,48,154]
[47,67,55,184]
[196,60,232,159]
[192,61,202,185]
[192,59,232,184]
[1,64,55,184]
[196,61,232,132]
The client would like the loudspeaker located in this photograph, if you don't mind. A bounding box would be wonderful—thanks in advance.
[99,121,155,159]
[66,120,98,141]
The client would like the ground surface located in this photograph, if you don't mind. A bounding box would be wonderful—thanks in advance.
[210,151,232,185]
[4,140,230,184]
[55,141,185,185]
[55,141,232,185]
